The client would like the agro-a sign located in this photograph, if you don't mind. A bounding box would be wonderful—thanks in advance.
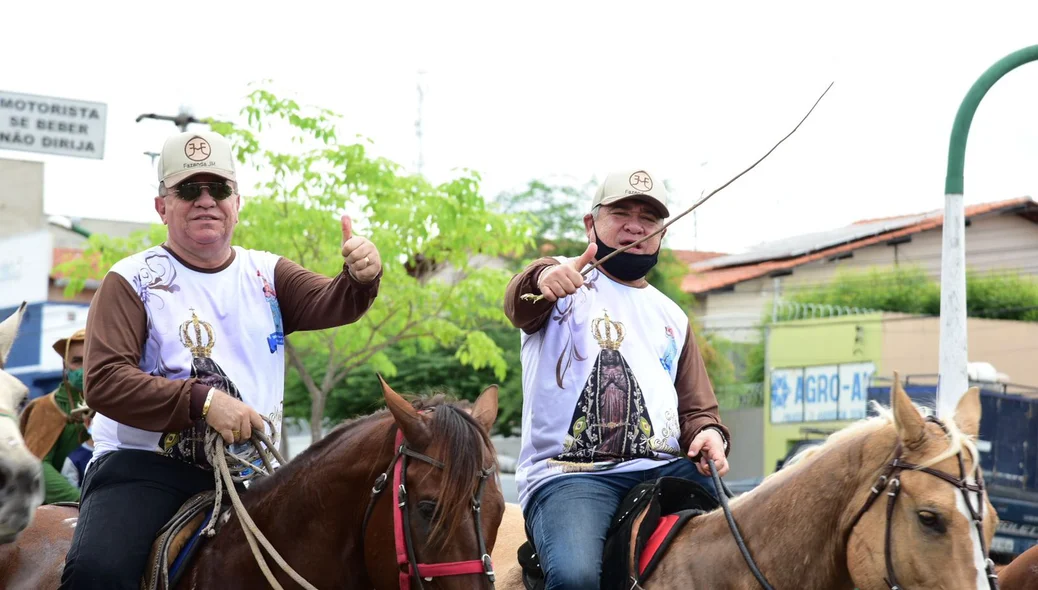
[770,362,876,424]
[0,90,106,159]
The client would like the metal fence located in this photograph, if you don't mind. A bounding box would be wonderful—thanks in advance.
[770,301,880,322]
[716,382,764,409]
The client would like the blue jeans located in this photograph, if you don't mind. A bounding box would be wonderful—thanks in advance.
[523,458,716,590]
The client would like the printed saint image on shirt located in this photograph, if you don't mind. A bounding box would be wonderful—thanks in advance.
[660,326,677,373]
[257,270,285,353]
[161,309,245,469]
[549,310,655,472]
[131,252,181,380]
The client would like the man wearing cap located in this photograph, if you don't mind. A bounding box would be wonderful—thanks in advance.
[504,169,731,588]
[19,329,90,504]
[60,129,385,589]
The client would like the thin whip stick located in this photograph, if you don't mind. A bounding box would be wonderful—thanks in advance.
[520,81,834,303]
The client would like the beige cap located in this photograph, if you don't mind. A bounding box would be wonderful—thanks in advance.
[52,328,86,360]
[591,169,670,218]
[157,130,236,187]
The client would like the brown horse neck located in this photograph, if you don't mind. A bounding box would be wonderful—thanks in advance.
[652,427,893,589]
[183,415,398,589]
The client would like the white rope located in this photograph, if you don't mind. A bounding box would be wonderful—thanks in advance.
[202,422,320,590]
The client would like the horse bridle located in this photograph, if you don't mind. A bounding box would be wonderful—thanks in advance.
[362,427,496,589]
[847,416,998,590]
[711,415,998,590]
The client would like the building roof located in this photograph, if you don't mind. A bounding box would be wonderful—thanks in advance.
[670,249,727,266]
[682,196,1038,294]
[51,247,105,282]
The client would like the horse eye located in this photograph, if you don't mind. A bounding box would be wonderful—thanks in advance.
[418,500,438,521]
[917,510,946,533]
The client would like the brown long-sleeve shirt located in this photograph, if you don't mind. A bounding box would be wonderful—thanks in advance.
[503,257,731,454]
[83,246,380,433]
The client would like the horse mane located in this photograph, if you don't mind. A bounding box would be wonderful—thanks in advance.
[774,400,980,479]
[419,396,498,545]
[248,393,496,545]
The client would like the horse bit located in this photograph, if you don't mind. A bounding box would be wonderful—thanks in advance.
[710,415,999,590]
[362,427,496,589]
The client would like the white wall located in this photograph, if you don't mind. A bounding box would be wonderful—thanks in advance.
[0,229,52,309]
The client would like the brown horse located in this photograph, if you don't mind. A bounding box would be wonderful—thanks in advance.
[494,375,998,589]
[998,543,1038,589]
[0,376,505,589]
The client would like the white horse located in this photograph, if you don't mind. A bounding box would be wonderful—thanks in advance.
[0,303,44,543]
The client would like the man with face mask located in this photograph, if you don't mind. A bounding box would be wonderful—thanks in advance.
[503,169,732,589]
[19,328,90,504]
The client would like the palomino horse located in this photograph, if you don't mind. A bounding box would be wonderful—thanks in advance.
[0,376,505,589]
[0,303,45,543]
[494,375,998,589]
[998,544,1038,589]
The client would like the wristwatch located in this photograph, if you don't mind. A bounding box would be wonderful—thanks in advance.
[705,426,729,452]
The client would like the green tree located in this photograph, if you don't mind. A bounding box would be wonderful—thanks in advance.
[787,266,940,315]
[493,178,594,259]
[283,325,525,436]
[57,86,534,442]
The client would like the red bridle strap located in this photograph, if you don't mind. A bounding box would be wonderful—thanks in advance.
[413,561,491,578]
[390,430,493,589]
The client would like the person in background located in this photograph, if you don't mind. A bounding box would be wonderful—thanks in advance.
[19,328,90,504]
[61,408,95,489]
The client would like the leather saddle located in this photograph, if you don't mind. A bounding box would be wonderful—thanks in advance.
[140,490,228,590]
[53,492,228,590]
[518,476,719,590]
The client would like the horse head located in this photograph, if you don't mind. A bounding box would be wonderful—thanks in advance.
[847,372,998,589]
[363,375,504,589]
[0,303,44,543]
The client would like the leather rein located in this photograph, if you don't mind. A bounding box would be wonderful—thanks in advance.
[362,427,496,589]
[709,415,998,590]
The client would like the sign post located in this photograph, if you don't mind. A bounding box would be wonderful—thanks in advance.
[939,45,1038,418]
[0,90,107,159]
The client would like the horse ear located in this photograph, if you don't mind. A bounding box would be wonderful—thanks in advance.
[891,371,926,450]
[378,374,430,450]
[953,386,981,439]
[471,385,499,434]
[0,302,27,366]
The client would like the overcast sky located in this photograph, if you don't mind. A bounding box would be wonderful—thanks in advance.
[5,0,1038,255]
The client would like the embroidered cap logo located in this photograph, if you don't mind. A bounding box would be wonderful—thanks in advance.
[629,171,653,192]
[184,137,212,162]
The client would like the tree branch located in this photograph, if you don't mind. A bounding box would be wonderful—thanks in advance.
[334,331,438,381]
[320,332,337,394]
[286,339,322,399]
[360,306,401,352]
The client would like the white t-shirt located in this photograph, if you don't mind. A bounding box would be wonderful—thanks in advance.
[91,246,286,469]
[516,260,691,509]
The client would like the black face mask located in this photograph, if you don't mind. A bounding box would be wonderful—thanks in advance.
[592,224,660,281]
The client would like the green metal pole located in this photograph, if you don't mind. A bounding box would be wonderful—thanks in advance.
[69,224,92,239]
[939,44,1038,419]
[946,45,1038,194]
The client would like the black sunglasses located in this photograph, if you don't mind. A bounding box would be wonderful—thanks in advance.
[174,181,234,201]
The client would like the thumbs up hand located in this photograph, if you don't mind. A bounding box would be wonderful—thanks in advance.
[340,215,382,284]
[535,242,597,302]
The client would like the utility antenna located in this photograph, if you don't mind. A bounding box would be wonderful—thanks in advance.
[415,70,427,175]
[135,105,208,132]
[694,161,708,250]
